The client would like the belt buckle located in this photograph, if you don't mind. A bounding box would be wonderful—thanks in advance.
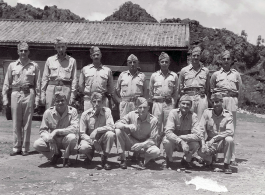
[57,80,63,86]
[21,85,30,93]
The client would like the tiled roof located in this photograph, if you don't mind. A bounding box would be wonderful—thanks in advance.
[0,20,189,49]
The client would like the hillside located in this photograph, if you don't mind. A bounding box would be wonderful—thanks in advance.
[0,1,85,21]
[104,1,157,23]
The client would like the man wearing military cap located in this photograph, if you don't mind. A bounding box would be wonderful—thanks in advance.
[163,94,202,169]
[198,93,235,174]
[79,46,113,111]
[178,46,210,120]
[210,50,242,131]
[34,91,79,167]
[41,37,77,109]
[115,54,148,118]
[115,97,160,169]
[2,41,41,156]
[149,52,179,147]
[78,92,115,170]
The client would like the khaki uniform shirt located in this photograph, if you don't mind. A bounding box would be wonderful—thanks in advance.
[149,70,178,102]
[39,106,79,140]
[79,107,114,141]
[210,68,242,93]
[178,63,210,94]
[116,111,158,145]
[164,108,202,144]
[116,70,147,98]
[79,64,113,95]
[199,108,234,141]
[2,59,41,106]
[41,54,77,98]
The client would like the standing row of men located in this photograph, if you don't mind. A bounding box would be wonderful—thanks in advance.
[2,37,242,173]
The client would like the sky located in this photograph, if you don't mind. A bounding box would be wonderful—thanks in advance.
[6,0,265,44]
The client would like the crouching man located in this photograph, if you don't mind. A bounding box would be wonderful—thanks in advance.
[78,92,115,170]
[34,91,79,167]
[163,95,202,169]
[198,93,235,174]
[115,97,160,169]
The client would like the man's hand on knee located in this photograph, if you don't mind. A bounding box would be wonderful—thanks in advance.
[180,140,189,154]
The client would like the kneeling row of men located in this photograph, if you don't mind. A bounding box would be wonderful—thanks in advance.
[33,91,235,174]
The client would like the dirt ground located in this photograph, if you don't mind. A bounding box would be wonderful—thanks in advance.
[0,112,265,195]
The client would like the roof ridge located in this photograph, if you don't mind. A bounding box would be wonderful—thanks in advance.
[0,19,186,25]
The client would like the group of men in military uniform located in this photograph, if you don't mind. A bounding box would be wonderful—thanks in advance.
[2,38,241,173]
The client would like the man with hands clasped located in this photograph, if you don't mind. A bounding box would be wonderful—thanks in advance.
[78,92,115,170]
[198,93,235,174]
[34,91,79,167]
[115,97,160,169]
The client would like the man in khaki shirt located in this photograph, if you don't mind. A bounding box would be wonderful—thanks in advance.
[34,91,79,167]
[79,46,113,111]
[210,50,242,131]
[178,46,210,120]
[115,97,160,169]
[198,93,235,174]
[115,54,148,118]
[2,42,41,156]
[149,52,178,146]
[41,37,77,109]
[78,92,115,170]
[163,95,202,169]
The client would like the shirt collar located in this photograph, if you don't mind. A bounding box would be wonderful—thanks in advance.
[220,67,231,74]
[55,54,69,61]
[158,69,173,76]
[212,108,225,117]
[89,107,105,117]
[16,59,31,66]
[127,70,140,77]
[90,63,103,69]
[189,62,204,71]
[135,111,151,122]
[51,106,72,118]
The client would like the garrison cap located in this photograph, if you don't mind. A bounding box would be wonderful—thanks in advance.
[54,91,67,100]
[211,93,223,101]
[180,94,192,102]
[90,46,101,55]
[221,50,230,58]
[91,92,103,101]
[159,52,170,61]
[127,54,138,61]
[136,97,148,107]
[54,37,67,45]
[17,42,29,50]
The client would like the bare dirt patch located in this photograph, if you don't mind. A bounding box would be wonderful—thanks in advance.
[0,113,265,195]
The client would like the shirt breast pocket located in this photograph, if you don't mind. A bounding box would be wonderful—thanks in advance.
[121,81,129,93]
[154,82,162,94]
[136,80,144,94]
[25,70,35,83]
[12,70,20,81]
[184,74,194,86]
[49,65,58,77]
[63,67,72,79]
[100,73,108,87]
[84,72,94,85]
[198,75,207,85]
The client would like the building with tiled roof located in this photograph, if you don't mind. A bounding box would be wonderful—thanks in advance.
[0,19,190,91]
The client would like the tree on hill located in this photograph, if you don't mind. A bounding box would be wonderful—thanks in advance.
[0,1,85,21]
[104,1,157,23]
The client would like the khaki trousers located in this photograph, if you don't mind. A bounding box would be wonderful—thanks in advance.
[189,94,208,120]
[163,137,200,162]
[45,85,71,109]
[84,95,109,111]
[115,129,160,162]
[11,89,35,152]
[152,101,174,142]
[33,134,77,159]
[119,101,136,119]
[78,131,115,156]
[198,136,235,164]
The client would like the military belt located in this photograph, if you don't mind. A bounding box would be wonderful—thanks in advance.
[184,87,205,96]
[219,91,238,98]
[121,96,140,102]
[153,96,172,104]
[12,85,34,93]
[48,80,71,86]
